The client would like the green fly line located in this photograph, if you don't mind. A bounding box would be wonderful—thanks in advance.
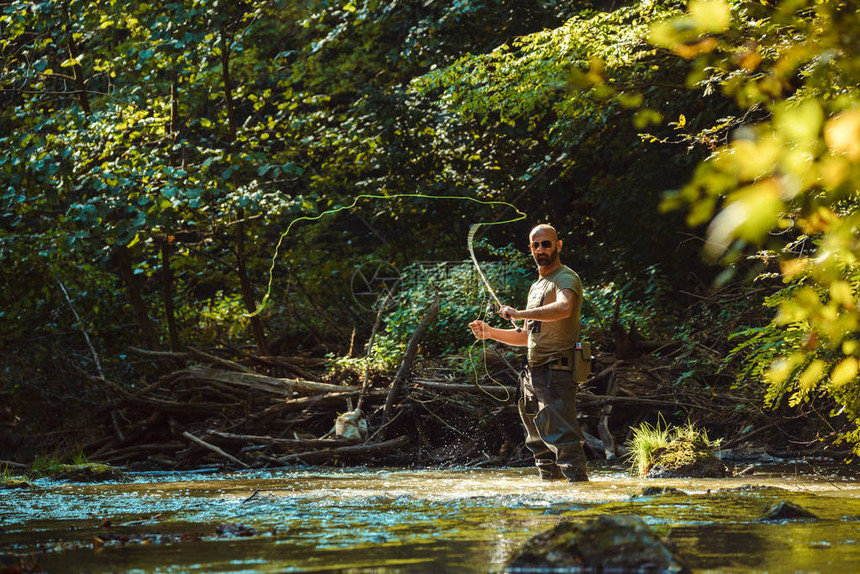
[247,192,527,399]
[249,192,526,316]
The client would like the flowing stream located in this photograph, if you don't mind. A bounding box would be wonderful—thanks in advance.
[2,462,860,573]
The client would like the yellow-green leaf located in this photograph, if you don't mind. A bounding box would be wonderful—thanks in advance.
[798,360,825,392]
[831,357,859,387]
[690,0,731,34]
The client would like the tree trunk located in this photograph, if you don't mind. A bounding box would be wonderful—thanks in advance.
[220,30,237,138]
[113,246,159,350]
[60,2,91,116]
[235,212,269,356]
[219,28,267,355]
[161,240,180,351]
[170,70,179,137]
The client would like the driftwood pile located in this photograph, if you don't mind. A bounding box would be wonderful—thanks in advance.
[79,303,793,471]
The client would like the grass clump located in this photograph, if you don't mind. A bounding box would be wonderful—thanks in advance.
[627,418,723,478]
[627,417,672,477]
[30,451,124,482]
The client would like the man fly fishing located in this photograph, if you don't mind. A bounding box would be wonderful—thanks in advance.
[468,224,588,482]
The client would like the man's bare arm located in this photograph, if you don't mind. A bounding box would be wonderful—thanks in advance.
[468,320,529,346]
[500,289,576,323]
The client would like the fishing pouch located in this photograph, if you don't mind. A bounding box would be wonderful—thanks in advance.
[573,341,592,383]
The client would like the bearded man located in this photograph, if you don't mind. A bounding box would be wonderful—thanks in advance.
[468,224,588,482]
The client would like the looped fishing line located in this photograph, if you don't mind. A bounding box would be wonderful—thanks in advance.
[248,192,526,399]
[466,297,513,402]
[248,192,526,317]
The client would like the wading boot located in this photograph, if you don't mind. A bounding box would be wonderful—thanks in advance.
[537,462,565,480]
[560,465,589,482]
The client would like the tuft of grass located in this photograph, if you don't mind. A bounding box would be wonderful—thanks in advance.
[626,418,721,477]
[31,454,65,476]
[626,416,671,477]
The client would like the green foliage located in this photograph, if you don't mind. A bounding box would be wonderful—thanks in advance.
[410,0,718,292]
[4,0,844,455]
[650,0,860,451]
[583,264,675,339]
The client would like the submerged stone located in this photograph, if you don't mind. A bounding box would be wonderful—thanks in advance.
[0,478,31,489]
[758,501,819,522]
[216,523,257,537]
[631,486,688,498]
[506,515,689,573]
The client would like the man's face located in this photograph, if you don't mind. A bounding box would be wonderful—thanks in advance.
[529,231,559,267]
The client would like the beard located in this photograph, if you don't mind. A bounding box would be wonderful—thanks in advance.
[534,247,559,267]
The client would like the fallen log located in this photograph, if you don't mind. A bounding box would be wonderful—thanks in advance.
[127,396,227,415]
[96,441,186,463]
[183,431,249,468]
[408,381,686,410]
[279,389,388,414]
[208,430,360,451]
[187,346,255,373]
[129,346,254,374]
[174,366,359,396]
[249,355,322,382]
[274,435,410,464]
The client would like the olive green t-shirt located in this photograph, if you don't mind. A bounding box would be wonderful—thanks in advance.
[526,265,583,367]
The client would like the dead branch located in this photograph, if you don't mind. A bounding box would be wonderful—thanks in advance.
[187,346,255,373]
[208,430,360,450]
[174,366,359,396]
[412,379,517,394]
[183,431,249,468]
[383,293,441,421]
[274,435,410,464]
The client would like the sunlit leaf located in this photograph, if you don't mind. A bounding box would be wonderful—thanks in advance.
[824,108,860,161]
[689,0,731,34]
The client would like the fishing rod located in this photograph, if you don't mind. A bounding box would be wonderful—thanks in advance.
[467,224,522,332]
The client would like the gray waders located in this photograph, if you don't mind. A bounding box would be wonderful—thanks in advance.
[517,362,588,481]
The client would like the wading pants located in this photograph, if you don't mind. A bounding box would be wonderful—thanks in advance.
[517,363,588,480]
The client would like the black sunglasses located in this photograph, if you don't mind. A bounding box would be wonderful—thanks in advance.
[530,240,555,250]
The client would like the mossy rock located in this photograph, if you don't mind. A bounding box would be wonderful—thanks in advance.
[506,515,689,573]
[630,486,689,498]
[757,501,818,522]
[41,463,126,482]
[646,439,728,479]
[0,478,31,489]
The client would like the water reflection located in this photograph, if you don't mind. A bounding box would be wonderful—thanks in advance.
[2,465,860,572]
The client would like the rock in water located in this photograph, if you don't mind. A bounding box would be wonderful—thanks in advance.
[758,501,818,522]
[631,486,689,498]
[506,515,689,573]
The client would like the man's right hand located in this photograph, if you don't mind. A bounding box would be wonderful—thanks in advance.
[468,320,490,340]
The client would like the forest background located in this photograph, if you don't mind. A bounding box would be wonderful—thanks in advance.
[2,0,860,466]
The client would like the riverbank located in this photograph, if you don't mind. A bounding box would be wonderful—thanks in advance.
[2,343,854,475]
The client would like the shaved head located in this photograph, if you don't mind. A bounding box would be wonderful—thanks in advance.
[529,224,558,241]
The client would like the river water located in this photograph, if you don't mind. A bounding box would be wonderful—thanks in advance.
[2,462,860,573]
